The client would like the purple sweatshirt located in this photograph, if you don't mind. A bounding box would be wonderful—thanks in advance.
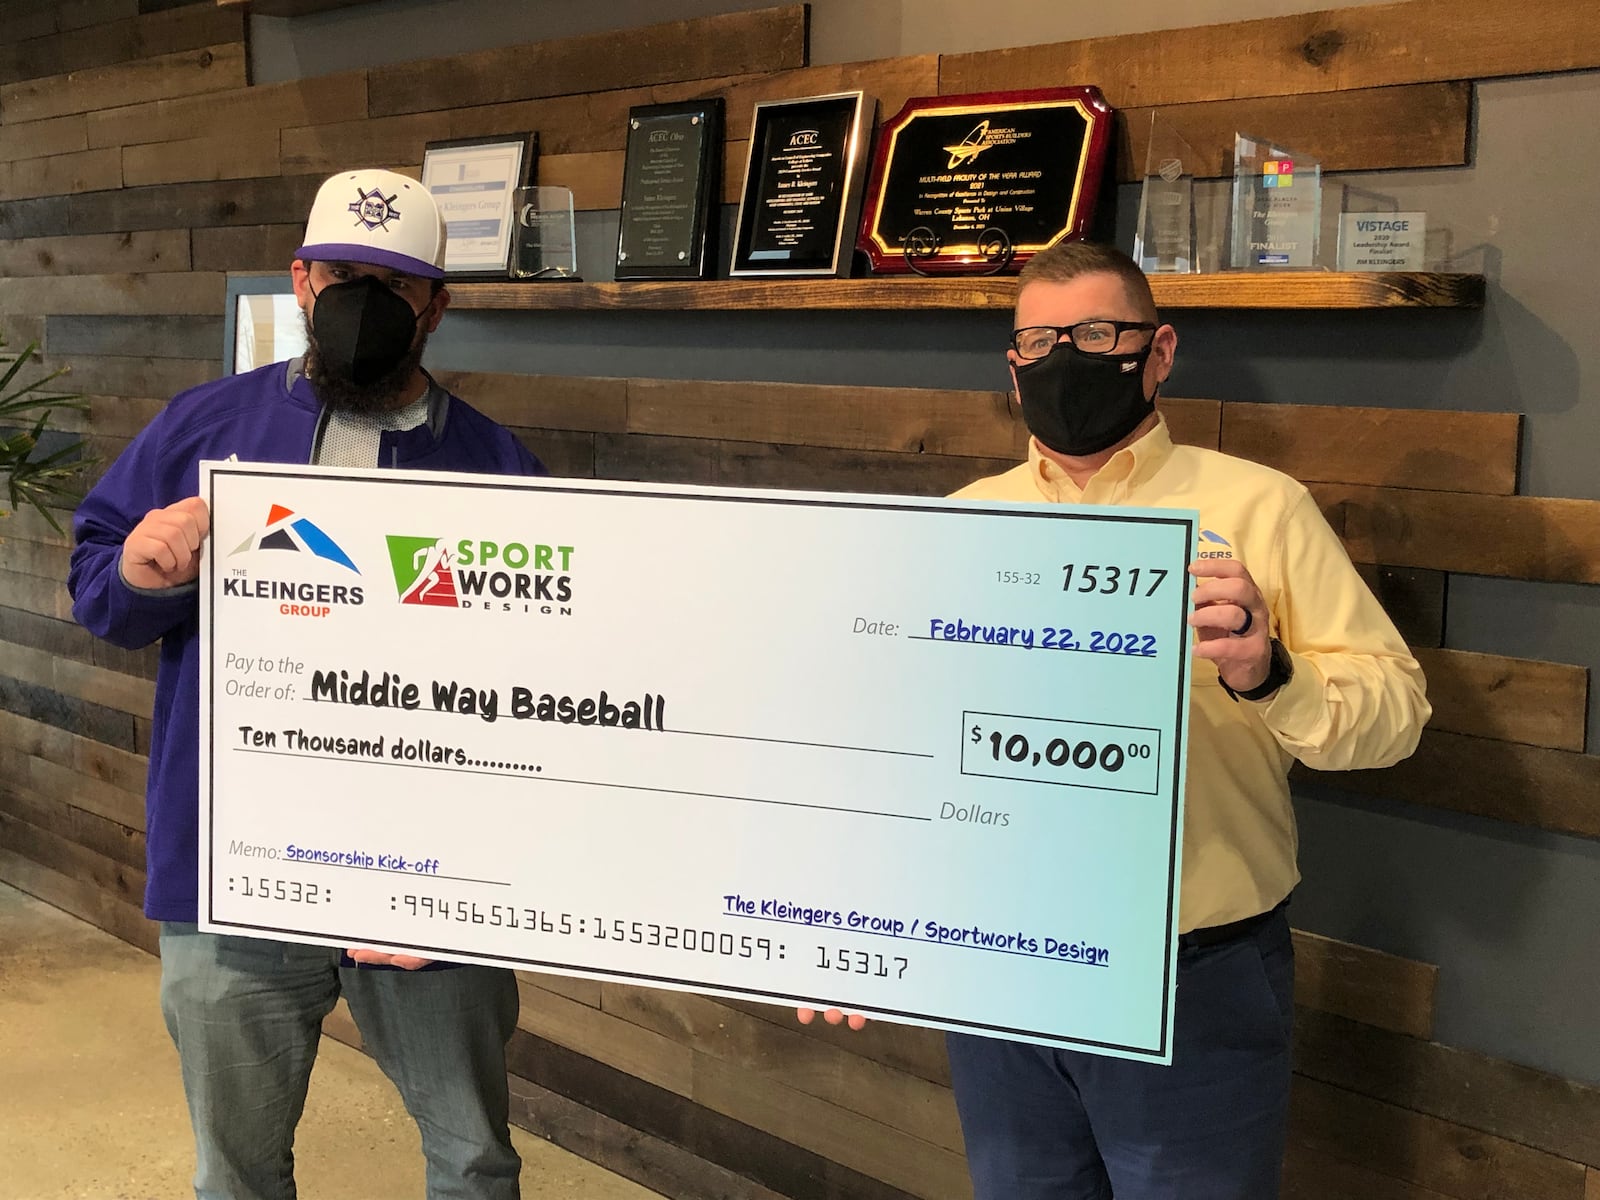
[69,361,546,922]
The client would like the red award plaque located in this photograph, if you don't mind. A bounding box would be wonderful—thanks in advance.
[856,87,1114,275]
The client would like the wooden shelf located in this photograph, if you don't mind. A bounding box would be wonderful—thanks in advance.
[217,0,383,16]
[448,272,1485,314]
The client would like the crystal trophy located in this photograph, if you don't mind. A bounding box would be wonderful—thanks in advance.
[1229,134,1321,270]
[1133,111,1197,274]
[509,186,580,280]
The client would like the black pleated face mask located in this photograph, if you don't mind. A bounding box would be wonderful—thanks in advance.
[309,276,424,387]
[1013,340,1157,457]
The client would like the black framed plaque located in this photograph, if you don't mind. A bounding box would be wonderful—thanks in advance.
[857,88,1113,275]
[420,132,539,281]
[615,99,723,281]
[730,91,874,278]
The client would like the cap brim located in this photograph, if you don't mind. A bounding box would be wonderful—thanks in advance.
[295,242,446,280]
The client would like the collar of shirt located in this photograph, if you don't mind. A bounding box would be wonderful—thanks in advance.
[1025,415,1175,505]
[355,391,432,431]
[315,385,438,467]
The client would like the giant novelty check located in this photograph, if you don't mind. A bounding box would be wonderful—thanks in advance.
[199,463,1195,1062]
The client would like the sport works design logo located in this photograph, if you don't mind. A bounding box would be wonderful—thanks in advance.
[1262,159,1294,188]
[230,505,359,572]
[384,533,575,617]
[1197,529,1234,560]
[387,536,459,607]
[348,186,400,231]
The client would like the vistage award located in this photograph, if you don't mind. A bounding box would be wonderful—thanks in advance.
[1337,210,1427,271]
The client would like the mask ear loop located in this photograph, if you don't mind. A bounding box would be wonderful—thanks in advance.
[306,278,322,337]
[1001,347,1022,419]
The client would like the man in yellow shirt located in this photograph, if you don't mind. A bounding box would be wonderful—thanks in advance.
[805,241,1430,1199]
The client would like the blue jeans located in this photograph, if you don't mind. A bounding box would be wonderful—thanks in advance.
[946,905,1295,1200]
[159,923,521,1200]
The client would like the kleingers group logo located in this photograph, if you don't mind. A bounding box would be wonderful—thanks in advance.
[348,186,400,231]
[223,504,365,618]
[384,534,575,618]
[1197,529,1235,560]
[230,505,359,571]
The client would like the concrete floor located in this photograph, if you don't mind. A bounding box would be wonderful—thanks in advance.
[0,881,660,1199]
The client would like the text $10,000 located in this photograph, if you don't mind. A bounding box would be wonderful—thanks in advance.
[968,724,1152,774]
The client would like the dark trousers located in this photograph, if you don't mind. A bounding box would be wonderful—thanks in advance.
[946,904,1294,1200]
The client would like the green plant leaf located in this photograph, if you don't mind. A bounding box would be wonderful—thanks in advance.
[0,327,94,531]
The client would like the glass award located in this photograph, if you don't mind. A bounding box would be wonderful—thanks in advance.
[509,186,579,281]
[1133,111,1196,274]
[1229,133,1321,270]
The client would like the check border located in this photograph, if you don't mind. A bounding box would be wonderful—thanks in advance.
[202,467,1194,1056]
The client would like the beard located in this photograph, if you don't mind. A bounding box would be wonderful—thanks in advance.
[302,312,430,415]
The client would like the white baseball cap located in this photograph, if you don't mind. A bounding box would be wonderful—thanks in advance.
[295,168,447,279]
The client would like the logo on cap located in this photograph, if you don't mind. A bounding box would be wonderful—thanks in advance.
[348,186,401,232]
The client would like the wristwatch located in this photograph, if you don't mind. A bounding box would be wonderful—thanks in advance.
[1220,636,1293,702]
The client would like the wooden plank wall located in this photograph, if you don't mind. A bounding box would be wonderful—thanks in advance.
[3,1,1600,1198]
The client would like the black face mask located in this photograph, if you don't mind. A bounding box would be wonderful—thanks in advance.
[309,276,425,387]
[1014,340,1157,457]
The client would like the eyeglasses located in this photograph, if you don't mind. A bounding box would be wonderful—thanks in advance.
[1010,321,1157,361]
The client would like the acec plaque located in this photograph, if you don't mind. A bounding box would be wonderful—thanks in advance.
[730,92,874,278]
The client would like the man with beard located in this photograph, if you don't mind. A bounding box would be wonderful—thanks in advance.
[69,169,540,1199]
[802,241,1430,1199]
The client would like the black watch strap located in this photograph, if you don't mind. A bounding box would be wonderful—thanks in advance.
[1220,637,1292,703]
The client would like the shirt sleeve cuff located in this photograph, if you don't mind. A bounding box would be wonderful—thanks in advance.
[1255,650,1331,747]
[118,558,199,599]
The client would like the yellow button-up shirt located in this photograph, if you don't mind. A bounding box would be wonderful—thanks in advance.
[952,417,1431,931]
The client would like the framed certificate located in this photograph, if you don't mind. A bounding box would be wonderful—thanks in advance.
[616,99,723,280]
[421,133,539,280]
[730,91,875,278]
